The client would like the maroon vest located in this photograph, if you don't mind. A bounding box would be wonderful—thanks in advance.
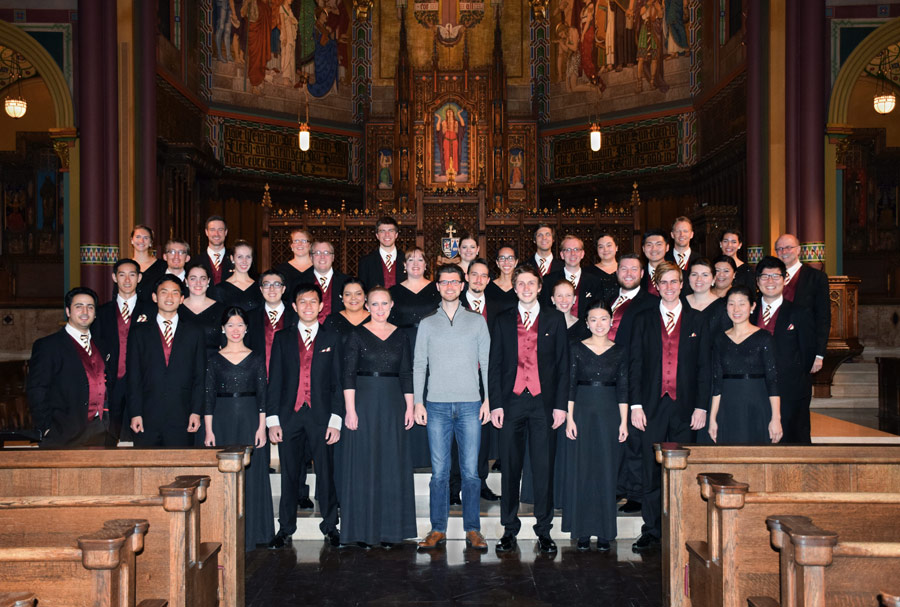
[756,305,781,335]
[660,313,682,400]
[293,331,315,411]
[782,267,801,302]
[209,253,224,285]
[512,314,542,396]
[608,297,634,342]
[159,325,174,366]
[72,336,107,419]
[263,312,284,376]
[116,307,131,379]
[382,256,397,289]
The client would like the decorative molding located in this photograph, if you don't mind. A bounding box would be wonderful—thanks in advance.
[746,245,763,264]
[801,242,827,264]
[80,245,119,265]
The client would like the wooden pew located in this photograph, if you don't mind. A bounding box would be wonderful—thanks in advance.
[746,515,900,607]
[0,447,250,607]
[0,593,36,607]
[656,443,900,607]
[0,518,167,607]
[685,472,900,607]
[0,476,218,607]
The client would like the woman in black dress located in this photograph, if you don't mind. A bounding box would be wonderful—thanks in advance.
[340,287,416,548]
[484,245,519,312]
[686,258,728,337]
[203,306,274,549]
[389,247,440,468]
[707,286,782,445]
[274,228,314,300]
[323,278,370,344]
[213,240,263,313]
[180,264,225,358]
[129,225,167,303]
[458,235,480,279]
[710,255,738,300]
[719,228,757,292]
[562,300,628,552]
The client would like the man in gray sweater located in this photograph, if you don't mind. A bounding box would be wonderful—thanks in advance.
[413,264,491,551]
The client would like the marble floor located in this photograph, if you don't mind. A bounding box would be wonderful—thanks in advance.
[245,539,663,606]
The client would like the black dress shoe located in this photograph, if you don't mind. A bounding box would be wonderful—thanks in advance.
[576,537,591,552]
[325,529,341,547]
[480,486,500,501]
[267,532,291,549]
[537,535,558,554]
[356,542,372,550]
[631,533,660,553]
[495,533,517,552]
[619,499,642,513]
[449,494,462,506]
[597,540,611,552]
[380,542,395,550]
[298,497,315,510]
[491,460,501,471]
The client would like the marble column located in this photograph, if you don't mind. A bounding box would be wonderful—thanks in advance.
[78,0,118,293]
[784,0,798,236]
[745,0,765,264]
[138,0,158,231]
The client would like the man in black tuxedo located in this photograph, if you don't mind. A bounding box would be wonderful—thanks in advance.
[754,256,817,443]
[94,258,150,441]
[629,262,710,553]
[301,240,349,323]
[774,233,830,373]
[607,253,659,514]
[665,217,700,296]
[162,239,191,283]
[489,265,569,554]
[127,275,205,447]
[357,216,407,290]
[450,258,500,504]
[196,215,234,286]
[540,235,604,319]
[266,283,344,549]
[532,224,565,278]
[27,287,115,448]
[640,229,670,297]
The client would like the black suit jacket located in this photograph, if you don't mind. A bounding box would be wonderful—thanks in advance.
[93,298,152,400]
[665,249,701,295]
[539,268,605,319]
[788,264,831,358]
[357,248,407,290]
[752,299,817,400]
[532,255,564,277]
[461,288,501,330]
[606,288,659,351]
[266,323,344,427]
[246,305,299,355]
[126,314,205,427]
[196,250,235,285]
[300,268,350,317]
[629,305,711,417]
[488,306,569,415]
[26,328,112,444]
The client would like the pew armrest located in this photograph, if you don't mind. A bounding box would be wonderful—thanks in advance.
[198,542,222,569]
[747,597,779,607]
[686,540,711,567]
[0,592,36,607]
[137,600,168,607]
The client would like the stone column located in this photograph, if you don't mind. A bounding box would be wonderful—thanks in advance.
[138,0,158,230]
[745,0,765,264]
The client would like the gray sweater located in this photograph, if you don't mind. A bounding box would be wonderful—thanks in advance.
[413,302,490,404]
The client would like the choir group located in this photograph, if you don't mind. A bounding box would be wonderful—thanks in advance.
[26,215,830,554]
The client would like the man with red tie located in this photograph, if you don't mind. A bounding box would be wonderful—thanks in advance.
[640,229,669,297]
[629,262,709,553]
[127,275,205,447]
[532,224,564,278]
[301,241,349,323]
[665,217,699,296]
[774,233,830,374]
[357,216,407,290]
[754,256,817,443]
[266,283,344,549]
[197,215,234,285]
[27,287,115,447]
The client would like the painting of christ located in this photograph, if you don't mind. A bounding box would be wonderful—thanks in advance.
[433,103,469,183]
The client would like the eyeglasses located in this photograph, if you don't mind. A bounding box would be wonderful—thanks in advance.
[774,245,797,253]
[312,250,334,257]
[560,247,582,254]
[437,279,462,287]
[166,249,188,256]
[261,282,285,289]
[758,273,784,281]
[292,239,310,245]
[497,255,516,262]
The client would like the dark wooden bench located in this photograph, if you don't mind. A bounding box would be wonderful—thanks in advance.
[0,518,167,607]
[0,476,218,607]
[656,443,900,607]
[0,447,250,607]
[686,472,900,607]
[745,515,900,607]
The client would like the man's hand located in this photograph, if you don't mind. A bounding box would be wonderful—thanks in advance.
[479,401,491,425]
[325,427,340,445]
[631,408,647,431]
[491,408,504,429]
[130,416,144,434]
[551,409,567,430]
[810,358,823,374]
[414,403,427,426]
[690,409,707,431]
[268,425,283,444]
[187,414,201,433]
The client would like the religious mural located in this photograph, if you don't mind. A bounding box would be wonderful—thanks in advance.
[433,102,470,183]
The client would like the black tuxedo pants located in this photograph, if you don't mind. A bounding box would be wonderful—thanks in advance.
[278,406,338,536]
[498,391,556,536]
[781,395,812,444]
[639,395,693,539]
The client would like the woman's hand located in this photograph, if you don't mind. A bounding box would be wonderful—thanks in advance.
[565,417,577,440]
[345,409,359,431]
[618,421,628,443]
[708,419,718,443]
[204,431,216,447]
[404,407,414,430]
[255,426,267,448]
[769,418,783,444]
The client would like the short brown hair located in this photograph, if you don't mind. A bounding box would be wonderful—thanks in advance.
[652,261,682,286]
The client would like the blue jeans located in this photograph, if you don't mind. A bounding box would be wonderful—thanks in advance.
[426,401,482,532]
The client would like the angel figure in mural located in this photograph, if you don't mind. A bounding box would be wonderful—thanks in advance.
[378,151,393,190]
[633,0,669,93]
[435,107,467,180]
[509,150,524,190]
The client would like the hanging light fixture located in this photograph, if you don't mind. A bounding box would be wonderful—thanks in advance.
[590,123,602,152]
[4,51,27,119]
[298,86,310,151]
[873,48,896,115]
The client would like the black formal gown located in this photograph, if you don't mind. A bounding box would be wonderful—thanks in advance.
[711,330,779,444]
[135,258,167,303]
[562,342,628,541]
[339,327,417,545]
[734,263,757,293]
[274,262,310,303]
[204,351,274,549]
[388,282,440,468]
[180,301,226,359]
[323,312,370,347]
[212,281,264,313]
[484,281,517,314]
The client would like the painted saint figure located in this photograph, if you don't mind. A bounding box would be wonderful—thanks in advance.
[436,108,466,179]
